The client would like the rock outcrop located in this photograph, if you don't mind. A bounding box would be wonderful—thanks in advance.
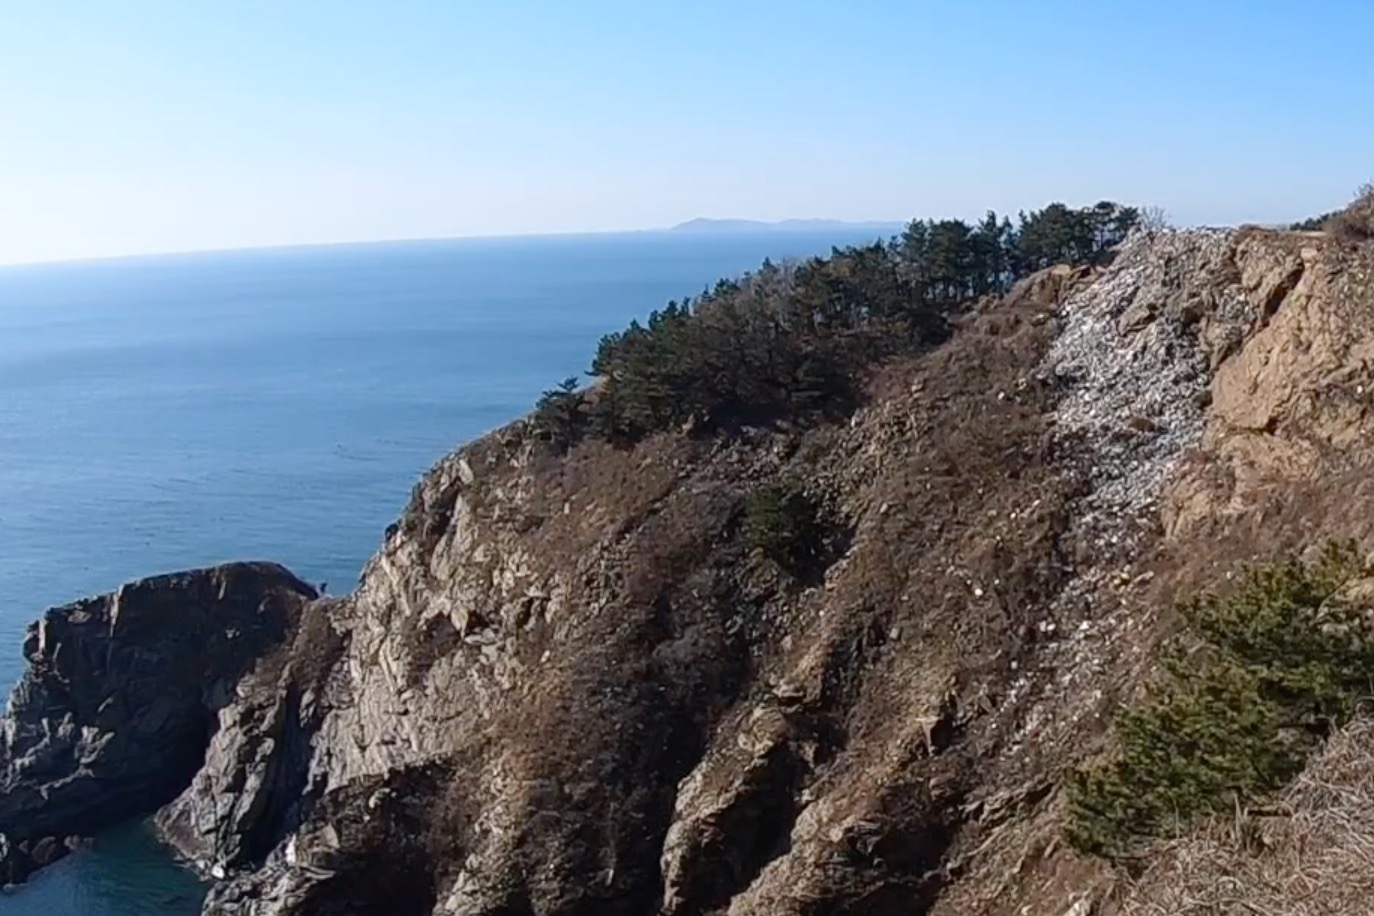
[0,562,316,884]
[5,227,1374,914]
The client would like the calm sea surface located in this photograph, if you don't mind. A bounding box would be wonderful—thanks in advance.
[0,227,891,914]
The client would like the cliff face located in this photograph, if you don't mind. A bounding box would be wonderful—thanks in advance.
[5,227,1374,915]
[0,563,316,884]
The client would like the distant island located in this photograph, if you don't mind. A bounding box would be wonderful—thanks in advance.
[668,217,905,233]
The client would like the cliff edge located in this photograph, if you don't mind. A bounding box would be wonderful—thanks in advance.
[5,226,1374,915]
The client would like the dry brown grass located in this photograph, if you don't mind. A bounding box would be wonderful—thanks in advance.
[1326,183,1374,241]
[1119,717,1374,916]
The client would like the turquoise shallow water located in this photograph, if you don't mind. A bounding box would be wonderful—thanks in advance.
[0,226,890,914]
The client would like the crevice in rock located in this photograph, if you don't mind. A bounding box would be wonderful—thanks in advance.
[1259,259,1305,323]
[236,687,314,865]
[664,738,809,916]
[811,782,970,916]
[286,766,446,916]
[157,598,345,875]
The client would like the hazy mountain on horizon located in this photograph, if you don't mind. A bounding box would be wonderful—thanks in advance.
[669,217,904,233]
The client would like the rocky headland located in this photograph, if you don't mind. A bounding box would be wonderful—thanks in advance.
[6,220,1374,915]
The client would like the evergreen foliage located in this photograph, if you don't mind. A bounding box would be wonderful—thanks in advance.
[1291,212,1338,232]
[743,483,826,576]
[532,376,583,453]
[1067,542,1374,859]
[547,201,1141,444]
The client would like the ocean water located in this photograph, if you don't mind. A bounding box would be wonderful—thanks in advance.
[0,226,892,914]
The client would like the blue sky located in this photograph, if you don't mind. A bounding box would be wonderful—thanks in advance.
[2,1,1373,264]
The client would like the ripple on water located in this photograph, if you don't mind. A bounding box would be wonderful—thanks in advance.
[4,823,204,916]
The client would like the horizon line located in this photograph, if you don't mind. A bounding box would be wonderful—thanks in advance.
[0,218,910,271]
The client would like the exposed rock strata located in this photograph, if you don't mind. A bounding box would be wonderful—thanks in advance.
[0,562,316,884]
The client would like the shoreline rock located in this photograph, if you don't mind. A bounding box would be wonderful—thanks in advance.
[0,562,316,885]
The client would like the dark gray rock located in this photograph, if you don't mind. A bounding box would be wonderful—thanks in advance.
[155,600,347,879]
[0,562,316,885]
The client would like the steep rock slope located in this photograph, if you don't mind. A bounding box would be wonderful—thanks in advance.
[6,227,1374,915]
[0,563,317,883]
[186,227,1374,916]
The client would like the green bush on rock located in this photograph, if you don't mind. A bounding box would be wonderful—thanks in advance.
[1067,542,1374,859]
[744,483,827,577]
[532,376,583,454]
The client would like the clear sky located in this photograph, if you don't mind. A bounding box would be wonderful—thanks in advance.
[3,1,1373,264]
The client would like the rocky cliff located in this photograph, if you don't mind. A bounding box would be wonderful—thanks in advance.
[0,563,317,884]
[5,226,1374,915]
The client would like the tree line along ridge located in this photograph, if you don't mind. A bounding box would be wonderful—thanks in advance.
[533,200,1144,449]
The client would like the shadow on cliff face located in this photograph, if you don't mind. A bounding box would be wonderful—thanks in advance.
[0,563,318,884]
[483,560,763,915]
[155,594,351,879]
[292,767,443,916]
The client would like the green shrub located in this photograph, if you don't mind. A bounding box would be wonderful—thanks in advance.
[744,484,826,576]
[1067,542,1374,859]
[532,377,583,454]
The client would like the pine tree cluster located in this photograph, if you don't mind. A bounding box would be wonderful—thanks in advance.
[1068,542,1374,859]
[532,201,1141,448]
